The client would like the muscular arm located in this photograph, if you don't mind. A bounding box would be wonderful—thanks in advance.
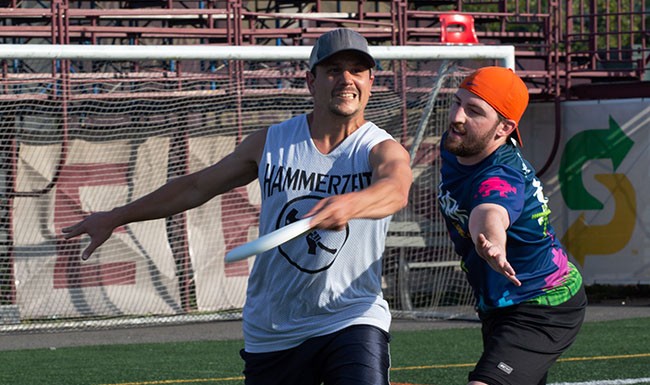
[469,203,521,286]
[62,129,266,259]
[116,130,264,222]
[306,139,412,230]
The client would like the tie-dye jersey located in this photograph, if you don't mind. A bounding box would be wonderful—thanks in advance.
[438,136,582,312]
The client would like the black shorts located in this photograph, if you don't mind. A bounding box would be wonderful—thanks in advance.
[240,325,391,385]
[469,286,587,385]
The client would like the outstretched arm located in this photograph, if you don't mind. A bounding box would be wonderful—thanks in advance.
[305,139,412,230]
[469,203,521,286]
[62,129,266,260]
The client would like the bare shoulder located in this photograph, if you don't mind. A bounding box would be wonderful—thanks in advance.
[232,127,268,165]
[370,138,410,163]
[195,127,268,192]
[369,139,412,187]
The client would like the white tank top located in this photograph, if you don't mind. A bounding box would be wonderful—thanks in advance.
[242,114,394,353]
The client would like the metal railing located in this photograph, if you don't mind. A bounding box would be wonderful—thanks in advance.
[0,1,646,99]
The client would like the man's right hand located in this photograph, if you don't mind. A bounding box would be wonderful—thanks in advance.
[62,210,119,261]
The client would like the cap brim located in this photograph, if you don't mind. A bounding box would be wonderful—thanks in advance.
[311,49,375,71]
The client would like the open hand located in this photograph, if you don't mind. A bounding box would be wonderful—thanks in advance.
[61,211,118,261]
[476,233,521,286]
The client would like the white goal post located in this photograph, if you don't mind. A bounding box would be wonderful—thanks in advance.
[0,43,514,332]
[0,44,515,68]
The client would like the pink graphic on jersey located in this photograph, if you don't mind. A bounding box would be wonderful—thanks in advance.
[544,247,569,288]
[478,177,517,198]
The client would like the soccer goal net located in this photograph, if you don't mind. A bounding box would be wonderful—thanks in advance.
[0,44,514,332]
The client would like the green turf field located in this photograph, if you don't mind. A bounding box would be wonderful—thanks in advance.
[1,317,649,385]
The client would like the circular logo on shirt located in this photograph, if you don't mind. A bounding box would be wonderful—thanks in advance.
[276,195,349,273]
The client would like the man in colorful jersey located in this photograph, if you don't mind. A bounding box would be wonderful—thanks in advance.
[437,66,586,385]
[63,28,412,385]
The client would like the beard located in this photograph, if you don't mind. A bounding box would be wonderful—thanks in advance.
[328,98,361,117]
[329,104,357,117]
[443,121,499,158]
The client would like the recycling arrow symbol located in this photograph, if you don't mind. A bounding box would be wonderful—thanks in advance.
[559,116,634,210]
[558,116,636,266]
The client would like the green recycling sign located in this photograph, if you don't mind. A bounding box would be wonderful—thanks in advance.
[559,116,636,266]
[552,100,648,284]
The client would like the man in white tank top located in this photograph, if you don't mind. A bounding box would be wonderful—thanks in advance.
[63,28,412,385]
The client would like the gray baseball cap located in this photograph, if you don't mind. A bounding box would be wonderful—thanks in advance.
[308,28,375,71]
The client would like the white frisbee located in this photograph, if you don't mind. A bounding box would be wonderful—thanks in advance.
[225,217,314,263]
